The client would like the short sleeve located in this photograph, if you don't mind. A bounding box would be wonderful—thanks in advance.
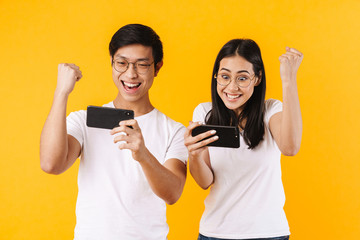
[264,99,283,126]
[66,110,86,146]
[164,124,188,164]
[192,102,212,123]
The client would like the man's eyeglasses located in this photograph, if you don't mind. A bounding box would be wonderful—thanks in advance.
[112,58,154,74]
[215,72,256,88]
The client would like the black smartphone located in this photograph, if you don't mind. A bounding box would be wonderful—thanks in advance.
[191,125,240,148]
[86,106,134,130]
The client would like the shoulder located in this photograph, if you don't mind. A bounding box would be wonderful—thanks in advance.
[67,109,87,122]
[68,102,112,122]
[264,99,283,124]
[193,102,212,122]
[152,109,185,131]
[265,98,282,110]
[102,101,114,108]
[194,102,212,114]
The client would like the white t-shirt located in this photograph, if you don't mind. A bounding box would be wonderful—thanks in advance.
[193,99,290,239]
[66,102,188,240]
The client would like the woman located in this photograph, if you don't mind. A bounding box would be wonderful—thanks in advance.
[184,39,303,240]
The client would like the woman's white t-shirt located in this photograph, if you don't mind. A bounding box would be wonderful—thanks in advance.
[193,99,290,239]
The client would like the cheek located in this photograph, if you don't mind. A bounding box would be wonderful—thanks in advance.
[112,69,121,79]
[242,86,255,99]
[112,71,121,86]
[216,84,224,97]
[146,77,154,88]
[143,73,155,86]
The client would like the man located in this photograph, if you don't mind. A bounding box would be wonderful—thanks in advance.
[40,24,188,240]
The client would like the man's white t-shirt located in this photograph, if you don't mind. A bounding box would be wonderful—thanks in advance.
[193,99,290,239]
[66,102,188,240]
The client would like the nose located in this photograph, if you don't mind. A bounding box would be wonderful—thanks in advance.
[227,78,239,91]
[123,63,138,79]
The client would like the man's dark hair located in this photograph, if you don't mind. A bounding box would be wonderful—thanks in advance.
[109,24,163,67]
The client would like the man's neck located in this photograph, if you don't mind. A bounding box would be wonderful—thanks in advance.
[113,94,154,117]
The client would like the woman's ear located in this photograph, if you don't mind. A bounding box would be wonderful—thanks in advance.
[154,61,163,77]
[254,71,262,86]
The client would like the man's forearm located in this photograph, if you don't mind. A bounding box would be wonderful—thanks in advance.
[138,149,186,205]
[40,92,70,174]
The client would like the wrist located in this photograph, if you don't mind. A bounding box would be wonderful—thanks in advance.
[54,87,71,98]
[282,77,297,87]
[134,147,152,164]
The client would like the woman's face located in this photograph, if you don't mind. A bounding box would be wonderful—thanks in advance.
[216,55,260,117]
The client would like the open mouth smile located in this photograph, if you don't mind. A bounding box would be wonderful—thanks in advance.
[121,81,141,92]
[225,93,242,100]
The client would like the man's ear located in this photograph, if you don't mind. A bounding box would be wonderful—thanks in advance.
[254,71,262,86]
[154,61,163,77]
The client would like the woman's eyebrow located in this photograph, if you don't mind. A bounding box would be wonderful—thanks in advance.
[237,70,250,74]
[219,68,250,74]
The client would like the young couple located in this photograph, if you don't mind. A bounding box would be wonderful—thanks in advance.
[40,24,303,240]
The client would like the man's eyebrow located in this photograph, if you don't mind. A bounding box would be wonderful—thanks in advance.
[113,55,151,61]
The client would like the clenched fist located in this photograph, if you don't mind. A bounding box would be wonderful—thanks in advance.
[279,47,303,83]
[56,63,83,95]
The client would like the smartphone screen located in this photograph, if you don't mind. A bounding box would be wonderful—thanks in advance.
[191,125,240,148]
[86,106,134,130]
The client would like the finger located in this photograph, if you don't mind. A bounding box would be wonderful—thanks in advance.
[185,129,217,147]
[278,55,289,62]
[75,73,82,81]
[110,125,129,135]
[185,122,208,141]
[118,141,132,150]
[113,134,129,144]
[283,51,301,59]
[184,121,201,137]
[192,130,217,144]
[58,63,65,70]
[188,135,219,152]
[67,63,80,70]
[286,47,303,57]
[188,121,204,130]
[120,119,139,130]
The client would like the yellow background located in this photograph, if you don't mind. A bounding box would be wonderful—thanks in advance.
[1,0,359,239]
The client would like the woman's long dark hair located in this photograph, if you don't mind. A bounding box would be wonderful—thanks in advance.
[206,39,266,149]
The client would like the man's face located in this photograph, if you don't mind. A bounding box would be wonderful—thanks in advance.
[111,44,161,104]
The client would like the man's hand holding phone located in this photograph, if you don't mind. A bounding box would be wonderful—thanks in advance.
[110,119,150,162]
[86,106,148,161]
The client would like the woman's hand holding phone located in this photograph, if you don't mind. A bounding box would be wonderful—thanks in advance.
[184,121,218,157]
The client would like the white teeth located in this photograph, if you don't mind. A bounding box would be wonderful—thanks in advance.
[123,81,140,88]
[226,93,241,99]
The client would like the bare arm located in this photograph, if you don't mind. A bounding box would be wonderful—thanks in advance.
[184,121,218,190]
[40,64,82,174]
[270,47,303,156]
[110,120,187,205]
[139,155,186,205]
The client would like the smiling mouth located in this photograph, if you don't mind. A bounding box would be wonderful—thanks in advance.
[122,81,141,91]
[225,93,242,99]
